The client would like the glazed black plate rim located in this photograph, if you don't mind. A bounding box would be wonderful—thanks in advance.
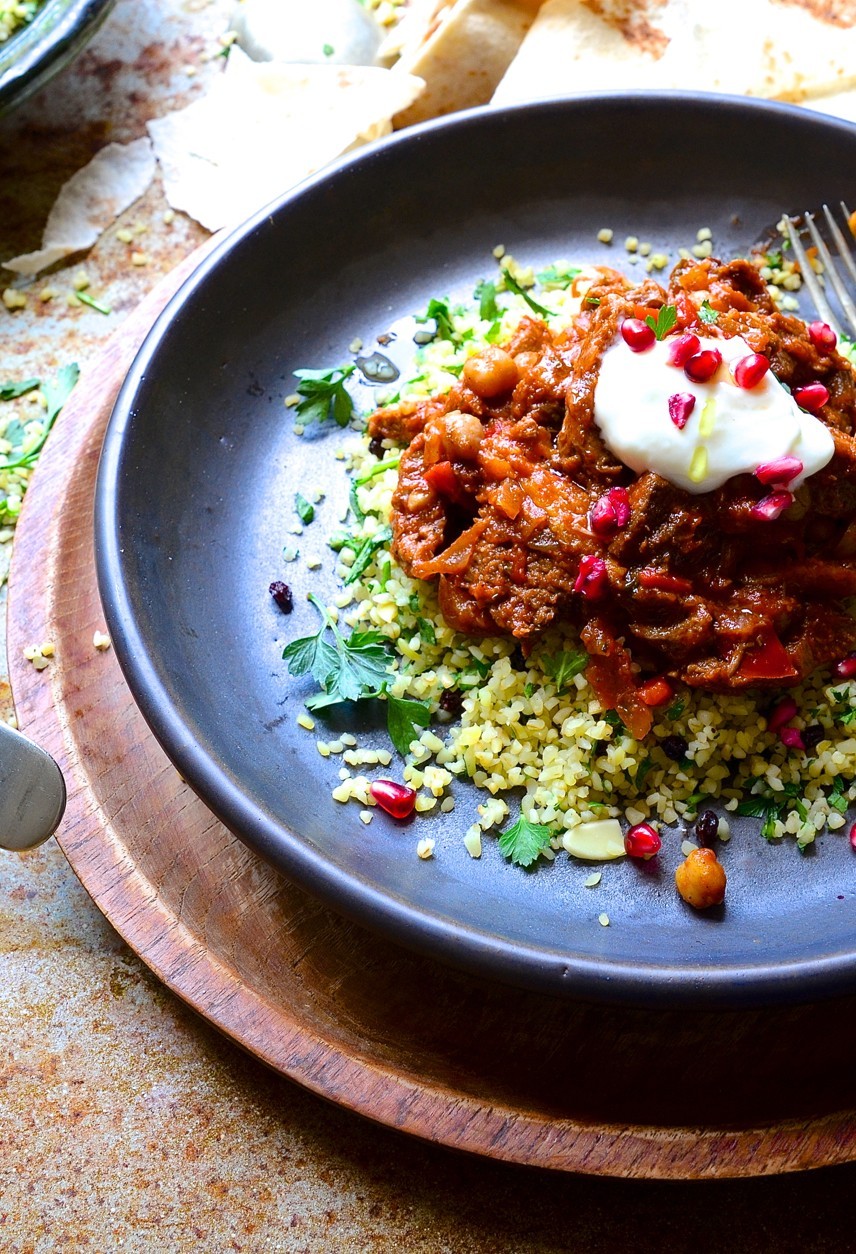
[95,92,856,1008]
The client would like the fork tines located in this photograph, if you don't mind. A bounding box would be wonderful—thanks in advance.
[783,203,856,342]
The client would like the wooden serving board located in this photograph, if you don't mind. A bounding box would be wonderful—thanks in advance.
[9,247,856,1180]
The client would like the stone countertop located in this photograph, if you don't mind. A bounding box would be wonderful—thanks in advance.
[2,2,856,1247]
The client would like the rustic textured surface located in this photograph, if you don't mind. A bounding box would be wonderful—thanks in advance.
[4,0,856,1246]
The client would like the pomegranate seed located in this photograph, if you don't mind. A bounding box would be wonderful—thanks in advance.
[589,495,619,538]
[768,696,798,733]
[809,321,837,352]
[624,822,661,860]
[834,652,856,678]
[684,348,722,383]
[370,779,417,819]
[668,392,696,430]
[754,455,803,487]
[793,382,829,412]
[779,726,805,751]
[749,490,793,521]
[574,554,609,600]
[666,333,700,367]
[620,318,655,352]
[606,486,630,527]
[732,353,770,389]
[850,822,856,851]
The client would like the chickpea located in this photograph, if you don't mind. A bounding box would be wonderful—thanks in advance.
[442,410,483,461]
[675,847,727,909]
[462,346,520,398]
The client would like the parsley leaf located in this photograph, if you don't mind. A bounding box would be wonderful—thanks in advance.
[665,698,685,721]
[542,647,588,691]
[283,593,391,709]
[635,756,654,788]
[645,305,678,341]
[498,814,553,868]
[501,269,553,317]
[2,364,79,472]
[418,618,436,645]
[0,378,39,401]
[344,524,392,585]
[698,300,718,326]
[735,797,770,819]
[416,297,456,342]
[474,279,500,322]
[293,364,355,427]
[295,492,315,524]
[387,694,431,755]
[829,776,849,814]
[536,262,581,291]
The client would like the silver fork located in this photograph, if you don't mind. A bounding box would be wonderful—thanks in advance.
[783,203,856,342]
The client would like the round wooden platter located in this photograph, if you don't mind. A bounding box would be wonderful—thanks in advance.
[10,248,856,1181]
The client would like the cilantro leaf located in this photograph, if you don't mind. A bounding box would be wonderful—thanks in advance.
[344,524,393,586]
[474,279,500,322]
[387,694,431,755]
[0,378,39,401]
[293,364,355,427]
[283,593,392,709]
[416,298,456,342]
[295,492,315,524]
[698,300,718,326]
[542,647,588,691]
[498,814,553,868]
[501,269,553,317]
[645,304,678,341]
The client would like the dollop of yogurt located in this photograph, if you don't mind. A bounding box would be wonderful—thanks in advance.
[594,332,835,494]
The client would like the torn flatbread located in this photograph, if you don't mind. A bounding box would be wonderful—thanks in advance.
[147,47,424,233]
[4,138,156,276]
[392,0,544,128]
[492,0,856,107]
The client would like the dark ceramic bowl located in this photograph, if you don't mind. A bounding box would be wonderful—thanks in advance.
[96,93,856,1007]
[0,0,116,115]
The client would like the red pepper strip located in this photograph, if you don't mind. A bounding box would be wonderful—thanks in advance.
[737,630,799,682]
[638,677,674,707]
[633,304,660,323]
[637,568,693,595]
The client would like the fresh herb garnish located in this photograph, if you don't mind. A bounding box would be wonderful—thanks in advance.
[536,262,581,290]
[765,250,783,269]
[698,300,718,325]
[418,618,436,645]
[635,756,654,788]
[474,279,500,322]
[354,454,400,486]
[294,492,315,524]
[498,814,553,868]
[344,524,393,585]
[283,593,391,710]
[293,364,355,427]
[501,269,553,317]
[585,296,601,307]
[665,698,685,720]
[603,710,626,733]
[1,364,80,472]
[386,693,431,755]
[829,776,849,814]
[0,379,39,401]
[645,304,678,341]
[322,42,334,56]
[416,298,456,342]
[542,647,588,691]
[77,291,112,315]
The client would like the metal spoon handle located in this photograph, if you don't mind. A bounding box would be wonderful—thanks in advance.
[0,718,66,852]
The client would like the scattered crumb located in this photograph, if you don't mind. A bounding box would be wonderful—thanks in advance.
[130,251,149,267]
[2,288,26,311]
[596,228,613,244]
[416,837,435,860]
[463,828,482,858]
[116,228,134,243]
[92,631,111,651]
[296,713,315,731]
[681,839,697,856]
[492,244,505,259]
[359,809,373,825]
[583,871,602,888]
[163,209,175,225]
[598,912,610,927]
[72,270,90,292]
[39,641,55,658]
